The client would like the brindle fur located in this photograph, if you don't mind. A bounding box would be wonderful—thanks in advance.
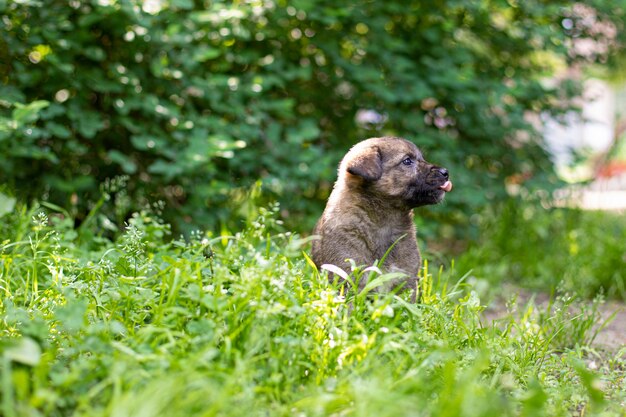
[311,136,450,302]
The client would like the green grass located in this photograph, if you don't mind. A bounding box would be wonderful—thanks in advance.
[454,202,626,300]
[1,202,626,416]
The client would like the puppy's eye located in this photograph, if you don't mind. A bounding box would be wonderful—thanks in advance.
[402,158,413,166]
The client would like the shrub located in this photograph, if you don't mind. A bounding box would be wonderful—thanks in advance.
[1,1,625,233]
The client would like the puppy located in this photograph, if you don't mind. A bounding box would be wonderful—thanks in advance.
[311,136,452,301]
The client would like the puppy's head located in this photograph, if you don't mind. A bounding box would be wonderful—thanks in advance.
[339,136,452,208]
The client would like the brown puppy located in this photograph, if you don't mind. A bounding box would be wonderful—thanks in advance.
[311,136,452,301]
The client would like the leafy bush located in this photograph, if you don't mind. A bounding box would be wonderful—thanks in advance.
[456,202,626,299]
[1,1,624,233]
[1,202,625,416]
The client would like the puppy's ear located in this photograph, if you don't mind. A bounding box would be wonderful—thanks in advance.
[346,146,382,181]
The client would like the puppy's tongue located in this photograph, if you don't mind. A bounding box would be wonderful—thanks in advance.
[439,181,453,192]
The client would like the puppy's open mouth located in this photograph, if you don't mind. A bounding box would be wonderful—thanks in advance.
[439,181,453,192]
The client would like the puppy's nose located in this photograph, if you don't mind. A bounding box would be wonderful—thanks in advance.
[435,167,449,179]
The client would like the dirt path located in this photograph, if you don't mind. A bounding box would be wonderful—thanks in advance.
[593,300,626,350]
[482,285,626,351]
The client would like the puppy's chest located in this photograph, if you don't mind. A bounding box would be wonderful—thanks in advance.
[373,224,408,253]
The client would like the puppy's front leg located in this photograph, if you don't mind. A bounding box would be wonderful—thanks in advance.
[383,238,421,303]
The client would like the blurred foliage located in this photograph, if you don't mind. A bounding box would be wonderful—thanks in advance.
[455,203,626,299]
[1,0,625,234]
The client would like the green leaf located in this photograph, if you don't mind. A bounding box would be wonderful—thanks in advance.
[4,337,41,366]
[0,192,15,218]
[193,47,221,62]
[11,100,49,124]
[108,150,137,174]
[287,119,320,144]
[83,46,106,61]
[131,134,158,151]
[75,111,104,138]
[148,159,183,180]
[46,121,72,139]
[571,359,606,409]
[55,299,88,334]
[172,0,194,9]
[360,272,407,297]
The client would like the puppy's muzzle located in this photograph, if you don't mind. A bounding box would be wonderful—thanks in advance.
[431,166,453,192]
